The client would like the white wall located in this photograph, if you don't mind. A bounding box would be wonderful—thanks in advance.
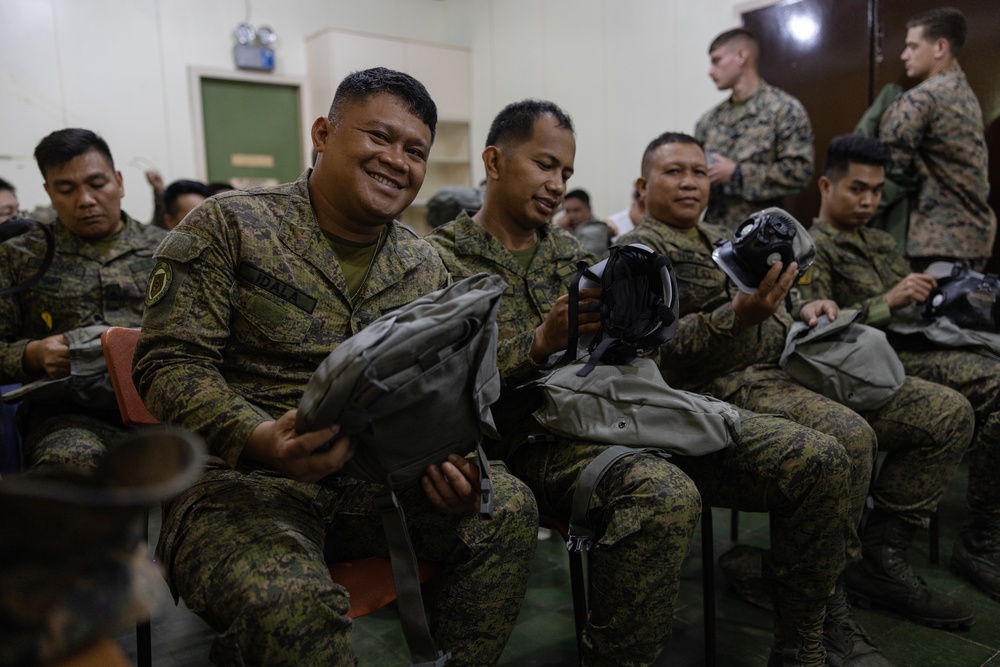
[0,0,757,222]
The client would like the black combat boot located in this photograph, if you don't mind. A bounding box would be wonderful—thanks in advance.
[951,512,1000,601]
[822,581,896,666]
[845,510,975,629]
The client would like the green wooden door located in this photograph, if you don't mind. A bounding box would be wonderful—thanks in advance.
[200,77,303,188]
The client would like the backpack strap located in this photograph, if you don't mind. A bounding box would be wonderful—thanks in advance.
[560,260,591,366]
[377,489,451,667]
[567,446,670,548]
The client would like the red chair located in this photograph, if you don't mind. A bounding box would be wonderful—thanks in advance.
[100,326,439,664]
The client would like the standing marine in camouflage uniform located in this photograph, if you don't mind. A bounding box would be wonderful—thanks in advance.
[428,101,856,667]
[132,68,538,667]
[0,129,165,473]
[878,7,996,270]
[806,133,1000,605]
[694,28,814,230]
[622,132,976,663]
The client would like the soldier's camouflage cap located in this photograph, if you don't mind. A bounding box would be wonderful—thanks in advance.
[0,427,205,666]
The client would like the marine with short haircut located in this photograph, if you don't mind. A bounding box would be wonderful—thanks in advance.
[133,67,538,666]
[694,28,815,230]
[878,7,996,270]
[0,128,165,472]
[621,131,975,664]
[807,132,1000,607]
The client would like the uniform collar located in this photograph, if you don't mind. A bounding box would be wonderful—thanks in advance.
[276,170,428,302]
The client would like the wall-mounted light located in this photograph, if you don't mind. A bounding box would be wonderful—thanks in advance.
[788,14,819,45]
[233,22,277,71]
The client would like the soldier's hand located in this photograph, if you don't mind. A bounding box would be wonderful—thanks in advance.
[422,453,480,514]
[23,334,70,378]
[800,299,839,327]
[531,287,602,363]
[885,273,937,309]
[707,153,737,185]
[732,261,798,326]
[244,409,355,483]
[145,169,165,194]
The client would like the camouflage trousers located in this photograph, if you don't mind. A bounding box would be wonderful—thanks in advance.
[19,402,127,473]
[156,462,538,667]
[508,438,701,667]
[898,347,1000,516]
[718,373,973,531]
[671,410,851,615]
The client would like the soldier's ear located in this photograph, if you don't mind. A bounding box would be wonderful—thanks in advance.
[311,117,332,152]
[483,146,503,181]
[818,175,833,197]
[636,176,648,201]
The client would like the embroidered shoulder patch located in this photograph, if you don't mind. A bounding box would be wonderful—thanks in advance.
[145,261,172,307]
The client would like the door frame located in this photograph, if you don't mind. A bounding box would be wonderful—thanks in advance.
[187,67,313,183]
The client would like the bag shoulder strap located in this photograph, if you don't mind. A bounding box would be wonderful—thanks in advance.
[377,488,451,667]
[567,445,670,550]
[377,443,493,667]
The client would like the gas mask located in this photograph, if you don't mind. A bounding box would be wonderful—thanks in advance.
[712,207,815,294]
[924,261,1000,332]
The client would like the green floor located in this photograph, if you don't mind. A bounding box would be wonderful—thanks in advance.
[119,460,1000,666]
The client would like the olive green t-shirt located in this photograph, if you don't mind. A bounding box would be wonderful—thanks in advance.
[321,228,386,300]
[509,243,539,271]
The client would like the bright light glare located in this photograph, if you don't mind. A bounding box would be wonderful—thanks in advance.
[789,14,819,44]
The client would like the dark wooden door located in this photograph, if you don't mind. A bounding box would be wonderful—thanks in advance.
[742,0,999,267]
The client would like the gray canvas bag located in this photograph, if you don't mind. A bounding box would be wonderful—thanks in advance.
[295,272,507,667]
[531,355,740,455]
[888,304,1000,359]
[780,309,905,412]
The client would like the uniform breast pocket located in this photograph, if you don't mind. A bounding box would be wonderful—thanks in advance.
[832,259,872,287]
[674,261,725,304]
[231,283,314,345]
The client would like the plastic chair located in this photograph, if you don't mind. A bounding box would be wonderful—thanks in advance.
[540,507,716,667]
[100,326,440,664]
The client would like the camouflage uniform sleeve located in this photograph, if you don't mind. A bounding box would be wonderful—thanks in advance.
[878,90,929,191]
[661,300,753,375]
[810,236,893,327]
[133,201,272,466]
[733,95,814,201]
[0,243,29,383]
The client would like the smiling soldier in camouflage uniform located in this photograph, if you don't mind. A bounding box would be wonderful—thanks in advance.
[694,28,815,230]
[427,101,858,667]
[132,68,538,667]
[806,133,1000,607]
[622,131,976,664]
[879,7,996,270]
[0,129,165,473]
